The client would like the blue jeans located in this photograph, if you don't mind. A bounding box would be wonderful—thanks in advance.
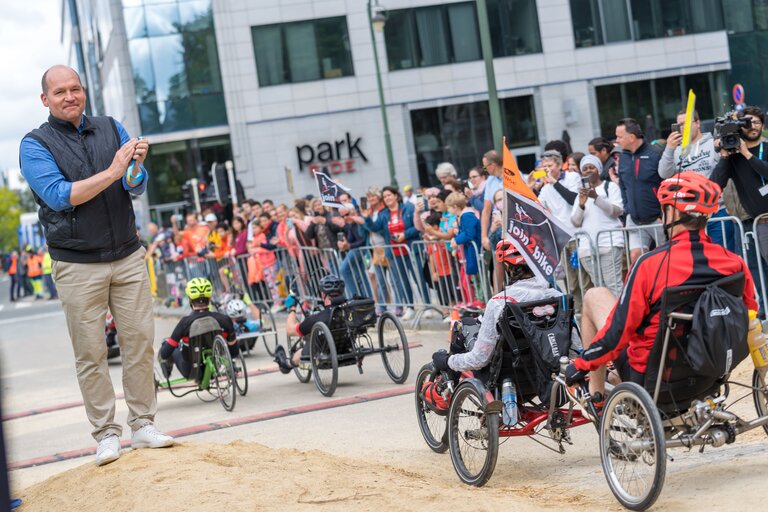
[340,249,371,298]
[390,254,414,305]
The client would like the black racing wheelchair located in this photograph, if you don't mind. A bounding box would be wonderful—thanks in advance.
[416,275,768,510]
[288,297,410,397]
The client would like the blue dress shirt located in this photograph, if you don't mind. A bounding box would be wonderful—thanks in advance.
[19,116,148,212]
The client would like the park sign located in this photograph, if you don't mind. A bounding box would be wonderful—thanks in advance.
[315,171,352,209]
[501,137,574,282]
[296,132,368,177]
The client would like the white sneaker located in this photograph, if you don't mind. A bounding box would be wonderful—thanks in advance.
[422,310,435,319]
[95,433,121,466]
[442,315,452,323]
[402,307,415,321]
[131,424,175,449]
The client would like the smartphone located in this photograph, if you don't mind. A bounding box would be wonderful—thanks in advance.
[415,193,424,203]
[337,232,346,243]
[581,176,591,189]
[671,123,681,133]
[359,196,368,210]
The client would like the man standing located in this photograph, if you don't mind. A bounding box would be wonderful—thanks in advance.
[19,65,173,466]
[659,109,726,245]
[615,118,663,264]
[480,150,503,252]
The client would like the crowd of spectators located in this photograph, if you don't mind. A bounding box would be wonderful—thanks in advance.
[143,106,768,318]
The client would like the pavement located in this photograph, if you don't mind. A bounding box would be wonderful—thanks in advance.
[4,275,768,510]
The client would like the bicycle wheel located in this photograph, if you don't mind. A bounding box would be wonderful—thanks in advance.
[290,337,312,383]
[448,381,499,486]
[415,363,449,453]
[257,302,279,356]
[600,382,666,511]
[378,312,410,384]
[310,323,338,397]
[752,369,768,435]
[212,336,237,411]
[234,349,248,396]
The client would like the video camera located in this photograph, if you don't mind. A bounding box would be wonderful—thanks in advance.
[714,110,752,153]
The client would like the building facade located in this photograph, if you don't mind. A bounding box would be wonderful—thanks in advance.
[65,0,755,222]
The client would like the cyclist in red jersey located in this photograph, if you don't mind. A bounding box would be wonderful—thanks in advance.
[565,172,758,401]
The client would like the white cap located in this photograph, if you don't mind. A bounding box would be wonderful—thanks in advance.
[204,213,217,222]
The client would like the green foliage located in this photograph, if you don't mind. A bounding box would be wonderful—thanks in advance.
[17,187,36,212]
[0,188,22,252]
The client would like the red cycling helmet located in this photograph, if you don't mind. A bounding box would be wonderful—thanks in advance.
[657,171,721,216]
[495,240,526,266]
[421,379,449,412]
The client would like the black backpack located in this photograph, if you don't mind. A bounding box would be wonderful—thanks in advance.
[686,280,749,377]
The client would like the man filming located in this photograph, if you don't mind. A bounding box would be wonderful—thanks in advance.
[711,106,768,268]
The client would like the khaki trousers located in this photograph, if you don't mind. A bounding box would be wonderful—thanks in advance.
[52,247,156,441]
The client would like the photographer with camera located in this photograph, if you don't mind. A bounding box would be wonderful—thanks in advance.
[659,109,726,245]
[711,106,768,283]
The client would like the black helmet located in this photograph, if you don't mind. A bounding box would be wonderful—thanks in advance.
[319,274,345,296]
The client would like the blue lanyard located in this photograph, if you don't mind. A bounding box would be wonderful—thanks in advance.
[757,142,765,186]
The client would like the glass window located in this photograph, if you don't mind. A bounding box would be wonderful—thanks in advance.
[630,0,660,40]
[755,0,768,30]
[488,0,543,56]
[251,26,285,86]
[723,0,755,33]
[683,73,716,121]
[129,38,156,102]
[601,0,632,42]
[410,96,537,185]
[688,0,724,33]
[251,16,354,86]
[384,10,418,70]
[596,84,623,138]
[570,0,603,47]
[145,3,179,37]
[123,7,147,39]
[314,17,355,79]
[447,3,481,62]
[414,7,450,66]
[654,76,684,135]
[285,22,321,82]
[384,2,482,71]
[124,0,227,134]
[501,95,538,147]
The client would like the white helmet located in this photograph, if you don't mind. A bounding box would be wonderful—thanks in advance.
[226,299,247,319]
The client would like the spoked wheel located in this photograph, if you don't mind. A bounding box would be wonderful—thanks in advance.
[600,382,666,511]
[234,349,248,396]
[310,322,338,397]
[256,302,279,356]
[290,337,312,383]
[378,312,410,384]
[415,363,449,453]
[448,381,499,486]
[752,369,768,435]
[212,336,237,411]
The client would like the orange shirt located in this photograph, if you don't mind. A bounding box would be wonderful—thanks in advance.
[247,254,264,284]
[27,255,42,277]
[8,255,17,275]
[428,243,452,277]
[181,225,210,257]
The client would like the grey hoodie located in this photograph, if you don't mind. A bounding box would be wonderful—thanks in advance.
[658,132,720,179]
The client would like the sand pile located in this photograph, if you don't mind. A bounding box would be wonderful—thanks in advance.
[19,441,578,512]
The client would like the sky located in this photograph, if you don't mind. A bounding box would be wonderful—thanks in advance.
[0,1,67,172]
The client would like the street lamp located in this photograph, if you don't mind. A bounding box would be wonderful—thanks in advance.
[367,0,398,187]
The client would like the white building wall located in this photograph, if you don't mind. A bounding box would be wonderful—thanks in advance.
[214,0,732,203]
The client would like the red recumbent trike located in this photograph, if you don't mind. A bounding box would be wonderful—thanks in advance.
[415,295,599,486]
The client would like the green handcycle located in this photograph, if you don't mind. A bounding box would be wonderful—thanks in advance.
[154,316,240,411]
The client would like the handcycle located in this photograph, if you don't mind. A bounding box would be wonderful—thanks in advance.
[415,295,601,486]
[286,290,411,397]
[154,316,239,411]
[211,286,280,358]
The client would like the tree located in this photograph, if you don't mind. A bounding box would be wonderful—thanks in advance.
[0,188,21,252]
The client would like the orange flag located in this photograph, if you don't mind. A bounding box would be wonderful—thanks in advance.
[502,137,539,203]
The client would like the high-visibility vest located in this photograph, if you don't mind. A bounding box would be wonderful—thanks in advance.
[42,252,52,274]
[8,255,17,275]
[27,255,42,278]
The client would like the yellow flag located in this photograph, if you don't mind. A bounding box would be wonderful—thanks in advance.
[681,89,696,157]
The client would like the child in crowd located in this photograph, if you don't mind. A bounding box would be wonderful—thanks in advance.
[447,192,482,304]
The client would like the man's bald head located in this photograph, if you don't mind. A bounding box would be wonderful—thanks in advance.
[41,65,82,95]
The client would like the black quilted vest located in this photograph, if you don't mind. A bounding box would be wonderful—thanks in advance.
[25,115,141,263]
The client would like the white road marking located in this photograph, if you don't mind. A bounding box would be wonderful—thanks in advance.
[0,310,63,326]
[14,303,31,309]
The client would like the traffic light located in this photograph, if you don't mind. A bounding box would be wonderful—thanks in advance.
[181,180,193,206]
[211,161,245,204]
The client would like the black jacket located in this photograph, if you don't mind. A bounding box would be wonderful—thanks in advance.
[618,141,663,224]
[710,142,768,219]
[25,115,141,263]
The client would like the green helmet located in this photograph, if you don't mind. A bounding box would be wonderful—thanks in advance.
[186,278,212,300]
